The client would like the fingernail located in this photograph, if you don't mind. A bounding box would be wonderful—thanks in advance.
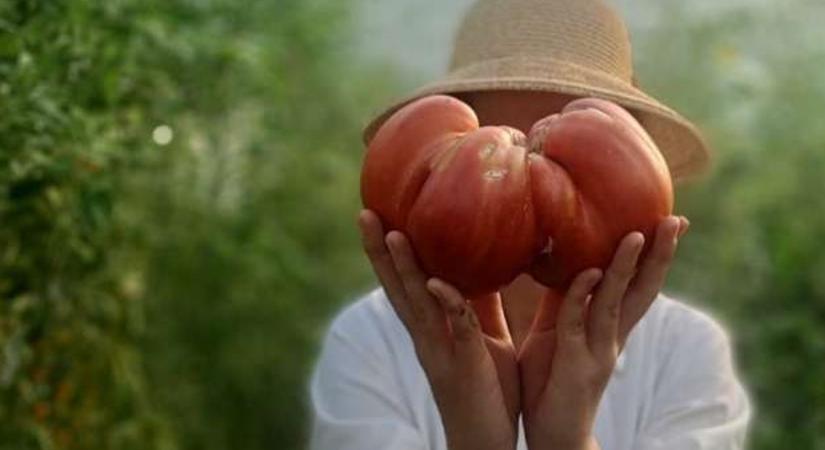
[426,279,442,297]
[667,216,680,238]
[384,233,397,250]
[678,217,691,238]
[589,269,604,286]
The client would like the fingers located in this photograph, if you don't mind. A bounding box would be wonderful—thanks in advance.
[587,232,645,360]
[517,290,563,414]
[619,216,681,344]
[385,230,443,330]
[530,288,564,333]
[483,334,521,423]
[359,209,446,346]
[471,293,512,342]
[556,269,603,355]
[358,210,410,321]
[427,279,486,352]
[426,279,475,340]
[677,216,691,239]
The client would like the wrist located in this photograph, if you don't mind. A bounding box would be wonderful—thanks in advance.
[527,435,599,450]
[437,398,517,450]
[525,422,597,450]
[443,422,516,450]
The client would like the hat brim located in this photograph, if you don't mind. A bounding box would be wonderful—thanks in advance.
[362,57,711,182]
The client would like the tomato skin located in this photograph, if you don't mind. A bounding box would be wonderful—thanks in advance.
[361,95,479,234]
[528,99,674,287]
[406,127,541,297]
[361,95,673,297]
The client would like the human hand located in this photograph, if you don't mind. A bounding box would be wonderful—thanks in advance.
[519,216,688,449]
[358,209,520,450]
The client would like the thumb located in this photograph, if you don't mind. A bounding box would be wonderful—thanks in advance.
[470,292,511,342]
[530,289,565,333]
[518,290,564,414]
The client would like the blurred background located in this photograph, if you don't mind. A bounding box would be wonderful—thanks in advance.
[0,0,823,449]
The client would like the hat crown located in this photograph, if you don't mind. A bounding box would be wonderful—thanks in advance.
[450,0,633,82]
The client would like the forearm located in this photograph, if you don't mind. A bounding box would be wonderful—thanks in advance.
[435,386,517,450]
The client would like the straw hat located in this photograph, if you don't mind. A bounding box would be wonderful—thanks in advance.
[363,0,711,181]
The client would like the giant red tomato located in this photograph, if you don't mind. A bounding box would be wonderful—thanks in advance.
[361,95,673,298]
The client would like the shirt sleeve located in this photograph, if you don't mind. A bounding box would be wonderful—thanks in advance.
[635,306,751,450]
[309,302,428,450]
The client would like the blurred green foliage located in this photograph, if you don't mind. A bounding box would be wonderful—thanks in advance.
[0,0,823,449]
[0,1,174,448]
[0,0,393,448]
[634,3,825,449]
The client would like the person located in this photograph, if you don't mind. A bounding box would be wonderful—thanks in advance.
[309,0,751,449]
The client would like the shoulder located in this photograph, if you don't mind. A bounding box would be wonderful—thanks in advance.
[647,295,732,340]
[637,294,736,369]
[328,288,397,331]
[613,293,743,391]
[325,288,407,351]
[621,294,751,440]
[310,289,432,449]
[316,288,416,380]
[311,288,416,405]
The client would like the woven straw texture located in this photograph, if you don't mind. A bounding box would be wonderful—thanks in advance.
[363,0,711,181]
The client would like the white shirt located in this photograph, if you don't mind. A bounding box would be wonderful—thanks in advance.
[310,289,751,450]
